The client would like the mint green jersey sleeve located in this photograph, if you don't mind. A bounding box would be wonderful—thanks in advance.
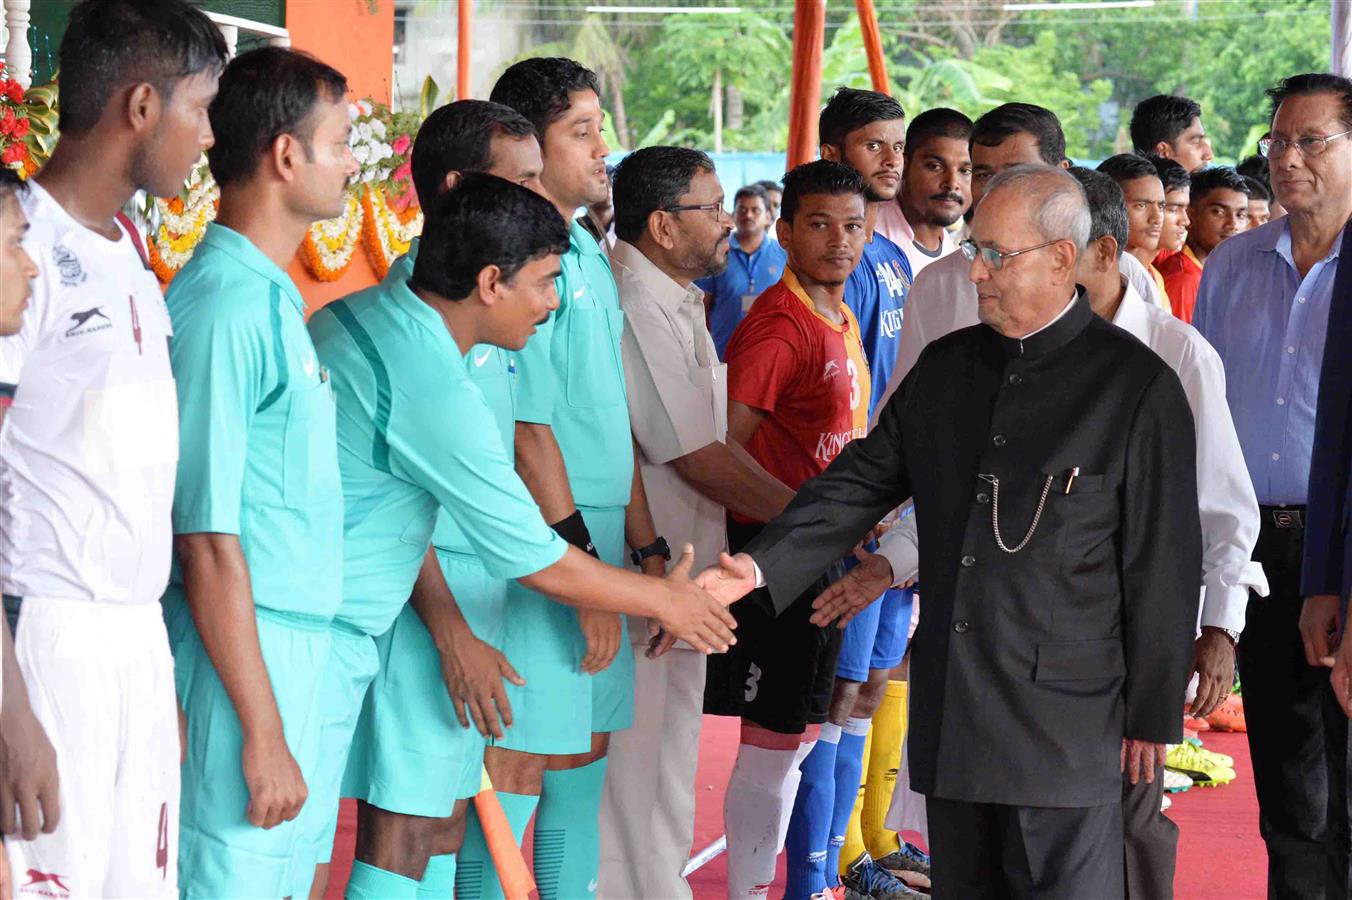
[387,376,567,580]
[166,273,270,536]
[511,291,559,425]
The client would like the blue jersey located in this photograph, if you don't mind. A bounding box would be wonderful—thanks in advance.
[844,231,912,416]
[695,233,787,360]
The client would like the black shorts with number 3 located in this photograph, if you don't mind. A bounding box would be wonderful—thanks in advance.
[703,519,845,735]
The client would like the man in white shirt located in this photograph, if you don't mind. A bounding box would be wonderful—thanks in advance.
[0,1,225,894]
[1066,167,1264,897]
[837,164,1266,899]
[599,146,794,899]
[0,166,50,896]
[878,103,1162,418]
[874,108,972,277]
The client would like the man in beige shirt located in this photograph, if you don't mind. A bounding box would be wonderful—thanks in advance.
[598,146,795,899]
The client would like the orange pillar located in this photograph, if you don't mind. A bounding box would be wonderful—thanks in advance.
[284,0,394,312]
[855,0,890,95]
[786,0,826,169]
[285,0,394,103]
[458,0,473,100]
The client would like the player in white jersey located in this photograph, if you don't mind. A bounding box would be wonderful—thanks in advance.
[0,165,47,899]
[0,2,225,894]
[0,170,38,339]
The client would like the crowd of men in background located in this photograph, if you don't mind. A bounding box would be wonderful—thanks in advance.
[0,2,1349,900]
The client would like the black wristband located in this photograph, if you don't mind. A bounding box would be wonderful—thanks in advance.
[631,536,671,566]
[551,509,599,559]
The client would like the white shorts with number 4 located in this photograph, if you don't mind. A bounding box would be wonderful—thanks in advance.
[6,598,179,899]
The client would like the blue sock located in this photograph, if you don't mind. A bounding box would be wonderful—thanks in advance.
[454,792,539,899]
[534,757,608,899]
[785,724,841,900]
[416,853,457,898]
[827,718,871,882]
[346,860,419,900]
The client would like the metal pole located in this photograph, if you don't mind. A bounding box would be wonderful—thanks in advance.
[458,0,473,100]
[855,0,891,95]
[1333,0,1351,77]
[682,835,728,877]
[786,0,826,168]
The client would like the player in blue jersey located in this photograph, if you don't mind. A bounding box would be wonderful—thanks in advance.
[781,87,919,898]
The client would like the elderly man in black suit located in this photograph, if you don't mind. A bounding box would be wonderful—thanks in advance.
[696,165,1202,900]
[1315,215,1352,710]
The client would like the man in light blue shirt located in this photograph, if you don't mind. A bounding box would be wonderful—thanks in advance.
[302,176,736,900]
[337,98,541,899]
[165,47,357,900]
[1191,72,1352,900]
[695,183,787,358]
[471,56,670,900]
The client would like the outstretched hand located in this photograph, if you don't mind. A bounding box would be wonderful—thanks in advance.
[694,552,758,607]
[810,551,894,628]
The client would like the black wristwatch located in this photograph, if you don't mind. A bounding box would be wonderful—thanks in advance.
[631,537,672,566]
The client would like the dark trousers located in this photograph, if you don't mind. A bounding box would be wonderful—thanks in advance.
[927,796,1124,900]
[1239,515,1352,899]
[1122,765,1176,899]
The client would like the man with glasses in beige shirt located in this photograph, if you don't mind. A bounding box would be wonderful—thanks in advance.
[598,146,795,899]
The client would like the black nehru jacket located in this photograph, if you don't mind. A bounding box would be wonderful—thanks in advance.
[743,291,1202,809]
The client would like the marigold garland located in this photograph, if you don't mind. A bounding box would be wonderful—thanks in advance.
[148,179,219,283]
[300,191,365,281]
[148,184,422,284]
[361,185,423,281]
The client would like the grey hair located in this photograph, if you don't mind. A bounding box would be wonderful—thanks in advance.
[980,164,1091,251]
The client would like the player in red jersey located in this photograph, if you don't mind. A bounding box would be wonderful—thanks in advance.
[705,160,872,899]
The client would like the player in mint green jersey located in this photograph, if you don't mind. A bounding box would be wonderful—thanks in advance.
[300,175,736,900]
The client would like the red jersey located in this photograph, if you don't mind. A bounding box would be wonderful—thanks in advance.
[725,268,871,519]
[1156,245,1204,322]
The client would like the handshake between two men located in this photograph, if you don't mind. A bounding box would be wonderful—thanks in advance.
[647,530,908,660]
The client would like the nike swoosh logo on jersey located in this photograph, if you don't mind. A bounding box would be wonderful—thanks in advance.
[573,287,586,299]
[303,354,316,377]
[474,349,492,367]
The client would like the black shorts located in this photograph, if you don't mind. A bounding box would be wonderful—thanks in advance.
[703,519,845,735]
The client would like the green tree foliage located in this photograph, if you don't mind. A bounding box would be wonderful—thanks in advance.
[968,32,1114,158]
[491,0,1331,159]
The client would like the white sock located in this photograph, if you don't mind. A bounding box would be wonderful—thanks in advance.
[725,742,813,899]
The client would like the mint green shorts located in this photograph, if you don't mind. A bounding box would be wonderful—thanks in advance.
[292,623,379,870]
[495,504,635,755]
[169,600,330,900]
[346,551,508,817]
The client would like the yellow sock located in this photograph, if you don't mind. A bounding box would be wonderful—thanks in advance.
[839,725,872,877]
[862,680,907,859]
